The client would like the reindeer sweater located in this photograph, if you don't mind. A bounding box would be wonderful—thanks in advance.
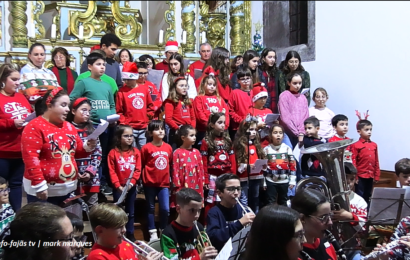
[22,117,90,197]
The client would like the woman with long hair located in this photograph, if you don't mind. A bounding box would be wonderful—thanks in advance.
[278,50,311,104]
[260,48,280,113]
[0,63,33,212]
[116,48,133,72]
[197,47,232,103]
[244,204,305,260]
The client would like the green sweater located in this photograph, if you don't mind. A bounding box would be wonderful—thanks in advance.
[278,70,311,105]
[70,77,116,124]
[52,66,78,93]
[75,71,119,95]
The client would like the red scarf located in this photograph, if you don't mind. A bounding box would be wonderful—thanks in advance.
[52,66,75,94]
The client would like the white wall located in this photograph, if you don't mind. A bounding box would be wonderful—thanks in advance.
[302,1,410,171]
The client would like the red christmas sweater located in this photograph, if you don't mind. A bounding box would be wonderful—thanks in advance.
[141,142,173,187]
[87,240,139,260]
[0,92,33,158]
[172,148,205,207]
[193,94,230,132]
[22,117,90,197]
[188,60,205,78]
[156,60,169,73]
[108,148,142,189]
[116,84,154,129]
[195,76,231,103]
[164,98,196,130]
[236,144,265,181]
[228,89,253,130]
[247,106,273,147]
[200,136,236,184]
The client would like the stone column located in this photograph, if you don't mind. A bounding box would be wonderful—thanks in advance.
[181,1,196,53]
[229,1,245,56]
[11,1,28,48]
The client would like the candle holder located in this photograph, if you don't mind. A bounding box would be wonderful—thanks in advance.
[181,43,186,57]
[50,38,57,51]
[157,43,164,58]
[27,36,37,48]
[77,39,85,66]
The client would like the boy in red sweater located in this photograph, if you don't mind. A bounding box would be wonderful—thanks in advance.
[351,116,380,205]
[88,203,163,260]
[116,62,155,150]
[228,67,253,140]
[135,61,162,117]
[247,82,273,147]
[141,120,173,241]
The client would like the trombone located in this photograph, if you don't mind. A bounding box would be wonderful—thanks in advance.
[122,236,169,260]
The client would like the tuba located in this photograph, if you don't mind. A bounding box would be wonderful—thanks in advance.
[296,139,357,252]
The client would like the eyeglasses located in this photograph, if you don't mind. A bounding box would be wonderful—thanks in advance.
[310,213,334,224]
[0,188,10,195]
[54,56,65,60]
[139,72,149,76]
[239,77,251,82]
[80,109,90,115]
[225,186,242,193]
[293,229,305,241]
[122,135,134,139]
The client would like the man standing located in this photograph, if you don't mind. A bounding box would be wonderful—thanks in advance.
[81,33,123,89]
[188,43,212,78]
[155,41,179,72]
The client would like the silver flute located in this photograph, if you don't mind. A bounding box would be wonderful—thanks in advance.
[122,236,169,260]
[235,198,254,216]
[361,240,402,260]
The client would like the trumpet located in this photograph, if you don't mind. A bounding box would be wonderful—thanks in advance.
[194,220,212,253]
[122,236,169,260]
[361,240,403,260]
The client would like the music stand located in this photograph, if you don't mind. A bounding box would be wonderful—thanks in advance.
[216,225,250,260]
[367,187,410,230]
[146,69,164,91]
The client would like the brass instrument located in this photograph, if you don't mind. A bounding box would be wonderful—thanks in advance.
[122,236,169,260]
[194,220,213,255]
[296,139,357,251]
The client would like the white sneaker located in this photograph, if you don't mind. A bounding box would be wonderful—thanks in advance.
[149,229,158,241]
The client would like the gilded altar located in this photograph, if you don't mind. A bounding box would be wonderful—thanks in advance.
[0,1,253,73]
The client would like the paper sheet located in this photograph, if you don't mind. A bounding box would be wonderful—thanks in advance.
[228,225,251,260]
[251,159,268,173]
[106,114,120,123]
[216,238,233,260]
[264,114,280,126]
[87,119,109,140]
[22,112,37,126]
[300,88,310,95]
[146,69,165,91]
[194,69,203,80]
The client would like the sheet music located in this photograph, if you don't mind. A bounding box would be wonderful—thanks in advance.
[300,88,310,95]
[228,225,251,260]
[264,114,280,126]
[215,238,233,260]
[106,114,120,123]
[194,69,203,80]
[87,119,109,140]
[251,159,268,173]
[368,188,409,224]
[22,111,37,126]
[146,69,164,91]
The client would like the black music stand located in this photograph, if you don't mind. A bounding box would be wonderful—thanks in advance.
[223,225,251,260]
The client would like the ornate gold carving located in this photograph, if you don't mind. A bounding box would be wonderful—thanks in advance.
[164,1,176,42]
[181,1,196,53]
[11,59,28,68]
[124,1,131,8]
[69,1,97,40]
[11,1,28,47]
[207,17,226,48]
[229,1,245,56]
[110,1,142,44]
[32,1,46,39]
[243,1,251,50]
[44,60,53,69]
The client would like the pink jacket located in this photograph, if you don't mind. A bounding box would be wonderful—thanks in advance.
[278,90,309,137]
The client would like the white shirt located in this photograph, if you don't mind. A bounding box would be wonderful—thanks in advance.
[309,106,335,139]
[161,73,197,101]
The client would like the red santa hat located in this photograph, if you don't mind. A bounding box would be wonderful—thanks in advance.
[165,41,179,53]
[252,82,268,102]
[203,66,219,76]
[121,61,139,79]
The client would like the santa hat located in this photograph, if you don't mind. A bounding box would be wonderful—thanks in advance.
[203,66,218,76]
[90,44,101,52]
[165,41,179,53]
[252,82,268,102]
[121,61,139,79]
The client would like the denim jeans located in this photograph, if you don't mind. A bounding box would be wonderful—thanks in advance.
[132,129,147,150]
[94,124,116,187]
[0,158,25,212]
[239,179,261,213]
[144,186,170,230]
[113,185,137,238]
[26,193,70,206]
